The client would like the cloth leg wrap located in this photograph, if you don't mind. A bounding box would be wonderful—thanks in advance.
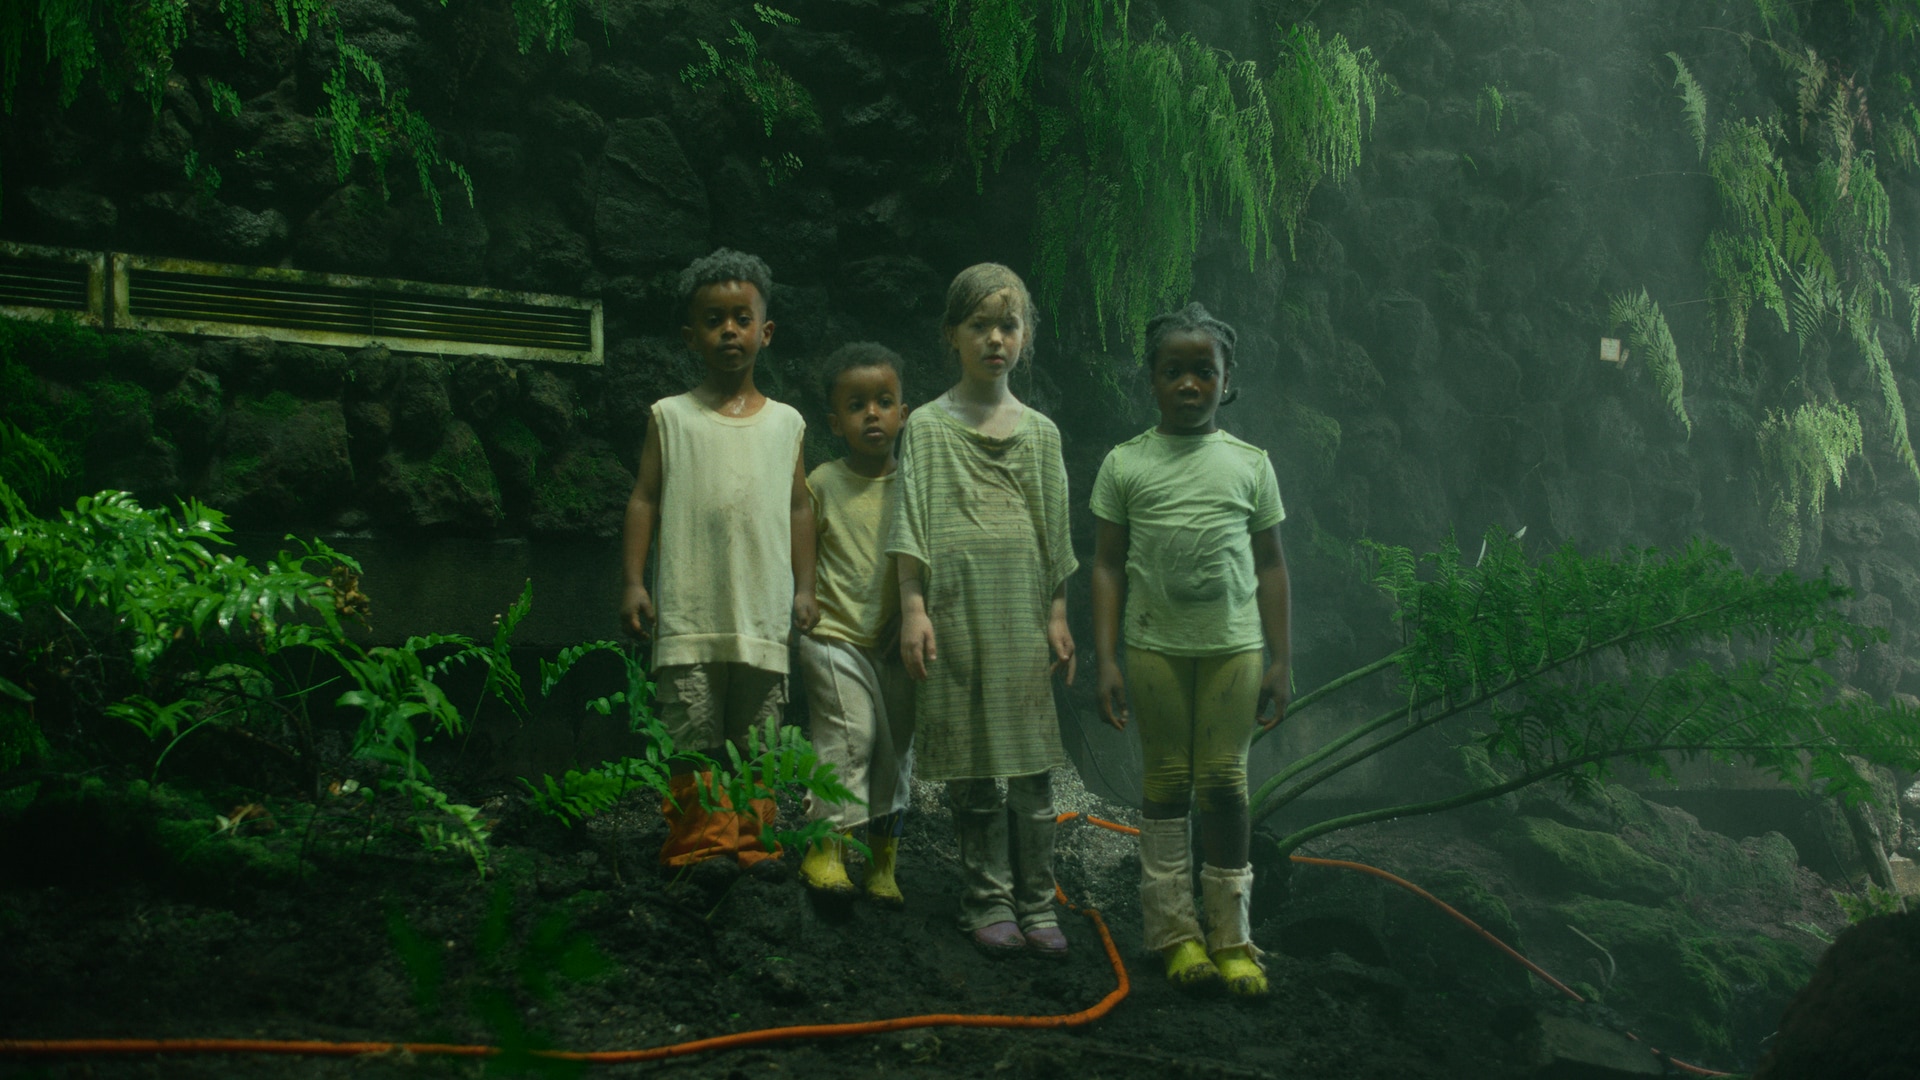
[1200,863,1261,960]
[1138,816,1204,952]
[1007,772,1058,931]
[949,780,1015,932]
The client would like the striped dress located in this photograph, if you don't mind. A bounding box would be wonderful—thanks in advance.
[886,403,1079,780]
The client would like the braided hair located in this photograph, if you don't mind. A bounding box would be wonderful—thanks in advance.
[1144,301,1239,404]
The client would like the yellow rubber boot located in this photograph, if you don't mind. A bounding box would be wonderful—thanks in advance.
[1162,939,1221,989]
[1212,946,1268,997]
[864,835,905,906]
[799,832,856,895]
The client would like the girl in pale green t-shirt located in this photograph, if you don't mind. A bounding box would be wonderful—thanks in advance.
[1089,302,1292,998]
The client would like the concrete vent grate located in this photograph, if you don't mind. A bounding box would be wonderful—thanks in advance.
[0,242,107,326]
[111,254,602,365]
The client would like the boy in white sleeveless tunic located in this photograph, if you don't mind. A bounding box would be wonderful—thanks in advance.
[621,248,817,870]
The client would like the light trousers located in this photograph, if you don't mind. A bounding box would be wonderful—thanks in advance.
[796,634,915,830]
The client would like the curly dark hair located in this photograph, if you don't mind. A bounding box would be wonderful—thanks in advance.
[677,248,775,319]
[818,341,903,404]
[1144,301,1239,405]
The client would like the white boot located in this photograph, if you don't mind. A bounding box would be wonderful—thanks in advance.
[1201,863,1267,996]
[1139,817,1204,950]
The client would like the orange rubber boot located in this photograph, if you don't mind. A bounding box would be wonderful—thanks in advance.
[659,772,733,868]
[735,797,782,868]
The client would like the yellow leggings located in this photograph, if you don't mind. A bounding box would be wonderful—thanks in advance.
[1128,648,1263,812]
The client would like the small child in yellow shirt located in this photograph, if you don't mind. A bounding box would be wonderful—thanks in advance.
[795,343,916,903]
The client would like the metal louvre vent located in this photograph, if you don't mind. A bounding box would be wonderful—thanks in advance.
[0,243,106,325]
[112,255,602,365]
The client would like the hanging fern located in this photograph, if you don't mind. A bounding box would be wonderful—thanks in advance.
[1609,288,1691,435]
[942,2,1380,378]
[942,0,1043,181]
[1,0,578,224]
[1758,402,1864,562]
[1845,294,1920,490]
[1269,24,1383,253]
[1705,117,1834,356]
[1667,52,1708,159]
[1036,14,1280,362]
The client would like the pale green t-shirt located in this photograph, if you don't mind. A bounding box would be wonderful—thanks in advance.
[1089,428,1285,657]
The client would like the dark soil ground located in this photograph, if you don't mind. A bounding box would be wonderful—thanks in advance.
[0,769,1847,1080]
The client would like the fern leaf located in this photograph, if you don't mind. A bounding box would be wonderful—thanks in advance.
[1609,288,1691,434]
[1667,53,1708,159]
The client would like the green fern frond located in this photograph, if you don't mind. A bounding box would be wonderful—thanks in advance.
[1846,293,1920,490]
[1609,288,1690,434]
[1752,0,1792,36]
[1667,53,1708,159]
[1759,401,1863,562]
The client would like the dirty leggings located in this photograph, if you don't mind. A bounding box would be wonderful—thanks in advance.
[1128,648,1262,864]
[947,771,1057,933]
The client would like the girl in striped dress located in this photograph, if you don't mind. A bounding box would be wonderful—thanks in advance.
[887,263,1079,958]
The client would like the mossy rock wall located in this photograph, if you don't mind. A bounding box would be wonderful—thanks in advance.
[4,1,1920,802]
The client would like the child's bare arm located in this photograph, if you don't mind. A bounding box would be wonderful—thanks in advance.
[620,423,664,638]
[791,454,819,633]
[1252,524,1292,730]
[1091,517,1128,729]
[898,554,935,680]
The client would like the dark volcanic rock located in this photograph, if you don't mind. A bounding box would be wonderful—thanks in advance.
[593,117,709,269]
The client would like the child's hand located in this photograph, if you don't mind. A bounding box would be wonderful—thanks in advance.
[1097,662,1128,730]
[1258,662,1290,730]
[793,591,820,635]
[1048,613,1076,686]
[901,610,937,680]
[622,582,655,640]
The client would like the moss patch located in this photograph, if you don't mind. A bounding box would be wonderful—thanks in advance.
[1497,815,1683,903]
[1554,895,1814,1059]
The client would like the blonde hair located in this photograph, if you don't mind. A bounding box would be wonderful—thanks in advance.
[941,263,1039,365]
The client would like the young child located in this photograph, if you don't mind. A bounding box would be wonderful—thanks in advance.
[888,263,1079,957]
[621,247,818,871]
[795,342,916,903]
[1089,301,1291,996]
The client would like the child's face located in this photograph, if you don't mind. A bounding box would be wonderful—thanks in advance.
[682,280,774,376]
[1151,329,1227,435]
[827,365,905,461]
[946,290,1027,384]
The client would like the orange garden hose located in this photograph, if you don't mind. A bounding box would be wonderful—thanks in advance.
[0,812,1728,1075]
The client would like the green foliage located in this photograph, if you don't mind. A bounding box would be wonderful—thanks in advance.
[1256,531,1920,858]
[319,32,473,222]
[1758,402,1864,562]
[1833,882,1905,921]
[0,487,531,873]
[681,5,818,184]
[0,0,575,224]
[1268,25,1382,254]
[941,0,1043,179]
[0,420,65,524]
[0,318,101,488]
[1475,83,1507,134]
[526,640,859,857]
[942,3,1381,371]
[1036,15,1277,366]
[1609,289,1689,434]
[1667,53,1708,159]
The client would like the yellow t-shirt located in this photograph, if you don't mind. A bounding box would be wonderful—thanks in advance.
[1089,428,1284,657]
[807,459,898,648]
